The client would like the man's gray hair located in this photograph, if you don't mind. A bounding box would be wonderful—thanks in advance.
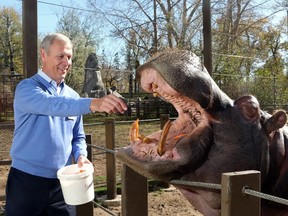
[40,33,73,53]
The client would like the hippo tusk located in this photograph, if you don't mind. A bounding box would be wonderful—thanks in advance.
[157,120,172,156]
[130,119,139,142]
[130,120,155,143]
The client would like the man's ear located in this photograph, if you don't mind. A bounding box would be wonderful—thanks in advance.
[40,48,47,63]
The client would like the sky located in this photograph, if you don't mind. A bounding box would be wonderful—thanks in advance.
[0,0,124,58]
[0,0,61,34]
[1,0,285,32]
[0,0,287,59]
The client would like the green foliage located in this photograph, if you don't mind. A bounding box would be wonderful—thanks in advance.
[211,0,287,109]
[56,8,97,93]
[0,7,22,73]
[252,55,288,110]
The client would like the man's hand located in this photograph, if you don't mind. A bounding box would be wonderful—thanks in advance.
[89,94,128,114]
[77,155,92,168]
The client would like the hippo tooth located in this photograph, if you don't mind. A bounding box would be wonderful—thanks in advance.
[152,83,159,97]
[137,134,153,144]
[152,82,158,90]
[153,92,158,97]
[138,134,145,140]
[130,119,158,144]
[129,119,139,142]
[157,120,172,156]
[143,137,153,144]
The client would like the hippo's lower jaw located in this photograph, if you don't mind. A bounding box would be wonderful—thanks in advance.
[116,68,213,181]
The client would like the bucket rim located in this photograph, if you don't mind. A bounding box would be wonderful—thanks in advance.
[57,164,94,181]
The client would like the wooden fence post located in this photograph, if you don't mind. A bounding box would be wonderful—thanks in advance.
[22,0,38,78]
[136,97,141,118]
[121,165,148,216]
[221,170,260,216]
[160,114,170,129]
[105,118,117,200]
[76,134,94,216]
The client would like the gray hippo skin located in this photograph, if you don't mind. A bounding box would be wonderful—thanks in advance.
[116,50,288,216]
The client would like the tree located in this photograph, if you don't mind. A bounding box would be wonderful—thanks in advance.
[55,8,98,93]
[211,0,287,102]
[85,0,288,109]
[0,7,22,73]
[251,18,288,108]
[113,52,120,70]
[98,49,127,92]
[87,0,203,60]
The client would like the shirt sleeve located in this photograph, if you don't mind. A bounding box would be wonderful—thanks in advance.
[15,78,93,117]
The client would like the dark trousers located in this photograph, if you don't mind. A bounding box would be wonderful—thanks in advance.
[5,167,76,216]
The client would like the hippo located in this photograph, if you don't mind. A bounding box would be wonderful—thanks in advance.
[116,50,288,216]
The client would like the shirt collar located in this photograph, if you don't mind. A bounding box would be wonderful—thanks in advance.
[38,70,64,92]
[38,70,52,83]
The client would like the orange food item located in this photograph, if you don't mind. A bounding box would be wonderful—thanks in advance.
[173,134,186,140]
[79,169,86,173]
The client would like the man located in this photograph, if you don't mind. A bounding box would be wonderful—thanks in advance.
[5,33,127,216]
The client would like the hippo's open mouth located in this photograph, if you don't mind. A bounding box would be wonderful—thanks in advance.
[130,69,209,159]
[116,68,212,180]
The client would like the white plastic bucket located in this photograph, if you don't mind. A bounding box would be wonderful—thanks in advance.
[57,163,95,205]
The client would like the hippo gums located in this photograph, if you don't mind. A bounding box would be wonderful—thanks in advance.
[115,50,288,216]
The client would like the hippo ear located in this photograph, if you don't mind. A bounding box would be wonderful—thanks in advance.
[234,95,260,122]
[264,110,287,134]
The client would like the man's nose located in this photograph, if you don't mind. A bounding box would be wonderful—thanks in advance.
[62,56,71,65]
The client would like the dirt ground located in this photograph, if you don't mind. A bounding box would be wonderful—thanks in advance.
[0,120,203,216]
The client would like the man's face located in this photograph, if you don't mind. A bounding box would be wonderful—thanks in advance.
[41,39,73,84]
